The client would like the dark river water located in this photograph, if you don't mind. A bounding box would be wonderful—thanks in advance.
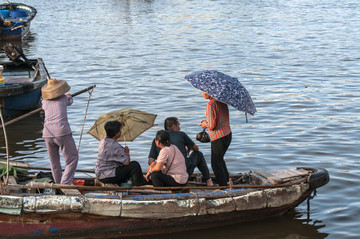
[1,0,360,238]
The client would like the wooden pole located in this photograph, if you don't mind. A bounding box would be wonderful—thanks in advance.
[3,182,295,191]
[0,162,95,174]
[0,85,96,129]
[25,166,95,174]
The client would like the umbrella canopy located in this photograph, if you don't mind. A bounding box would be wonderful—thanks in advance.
[185,70,257,116]
[87,109,157,142]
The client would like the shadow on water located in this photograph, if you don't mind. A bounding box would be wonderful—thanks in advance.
[135,210,328,239]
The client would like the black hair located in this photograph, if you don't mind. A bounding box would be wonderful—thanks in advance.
[104,121,121,138]
[155,130,171,147]
[164,117,178,130]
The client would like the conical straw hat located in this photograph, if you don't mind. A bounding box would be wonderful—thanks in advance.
[41,78,70,100]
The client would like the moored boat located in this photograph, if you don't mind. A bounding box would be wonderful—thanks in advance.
[0,43,48,119]
[0,2,37,40]
[0,167,329,238]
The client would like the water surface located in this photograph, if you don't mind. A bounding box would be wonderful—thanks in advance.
[1,0,359,238]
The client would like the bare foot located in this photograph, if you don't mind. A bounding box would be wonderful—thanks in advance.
[207,178,214,186]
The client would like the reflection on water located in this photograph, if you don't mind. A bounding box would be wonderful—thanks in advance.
[0,114,45,163]
[135,210,328,239]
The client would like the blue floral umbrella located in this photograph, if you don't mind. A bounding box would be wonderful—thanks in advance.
[185,70,256,121]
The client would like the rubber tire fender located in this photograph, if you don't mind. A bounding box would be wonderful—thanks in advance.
[308,168,330,190]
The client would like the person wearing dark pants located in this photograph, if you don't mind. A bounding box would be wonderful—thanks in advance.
[186,150,211,183]
[199,91,232,186]
[146,130,188,187]
[211,132,232,186]
[148,117,213,186]
[96,121,145,186]
[100,161,145,186]
[150,171,185,187]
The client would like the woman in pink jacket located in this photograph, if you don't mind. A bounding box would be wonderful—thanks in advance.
[41,78,78,185]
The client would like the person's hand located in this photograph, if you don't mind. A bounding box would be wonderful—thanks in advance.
[145,171,151,182]
[198,120,208,129]
[124,146,130,155]
[66,93,72,98]
[148,162,155,171]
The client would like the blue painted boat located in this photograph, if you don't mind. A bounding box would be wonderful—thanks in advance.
[0,2,37,40]
[0,45,48,119]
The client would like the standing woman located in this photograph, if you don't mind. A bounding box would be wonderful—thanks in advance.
[199,91,232,186]
[41,78,78,185]
[146,130,188,187]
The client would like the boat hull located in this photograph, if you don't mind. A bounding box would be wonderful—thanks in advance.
[0,168,329,238]
[0,3,37,40]
[0,185,313,238]
[0,23,31,41]
[1,86,42,117]
[0,192,312,239]
[0,58,48,119]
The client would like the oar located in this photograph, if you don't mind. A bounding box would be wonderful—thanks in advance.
[0,85,96,129]
[11,25,24,31]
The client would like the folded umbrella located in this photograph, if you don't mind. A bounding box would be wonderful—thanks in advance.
[87,108,157,142]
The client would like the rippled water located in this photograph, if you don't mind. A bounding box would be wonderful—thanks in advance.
[1,0,360,238]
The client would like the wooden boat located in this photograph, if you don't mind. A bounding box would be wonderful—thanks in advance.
[0,167,329,238]
[0,2,37,40]
[0,43,48,119]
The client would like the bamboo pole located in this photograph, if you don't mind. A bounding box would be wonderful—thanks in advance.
[0,160,29,168]
[0,164,96,174]
[0,111,10,186]
[2,182,295,192]
[0,108,42,128]
[0,85,96,129]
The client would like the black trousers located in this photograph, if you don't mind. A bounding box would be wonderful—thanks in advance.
[186,150,211,180]
[211,132,232,186]
[100,161,145,186]
[150,171,185,187]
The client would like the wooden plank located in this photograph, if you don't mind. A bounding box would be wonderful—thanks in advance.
[25,182,82,196]
[60,188,82,196]
[0,160,29,168]
[287,168,308,176]
[255,169,308,180]
[7,176,21,194]
[7,176,17,185]
[253,169,309,184]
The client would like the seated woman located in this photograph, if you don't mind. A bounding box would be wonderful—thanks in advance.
[96,121,145,186]
[146,130,188,187]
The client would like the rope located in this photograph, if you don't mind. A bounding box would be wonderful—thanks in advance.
[77,88,94,152]
[0,111,10,186]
